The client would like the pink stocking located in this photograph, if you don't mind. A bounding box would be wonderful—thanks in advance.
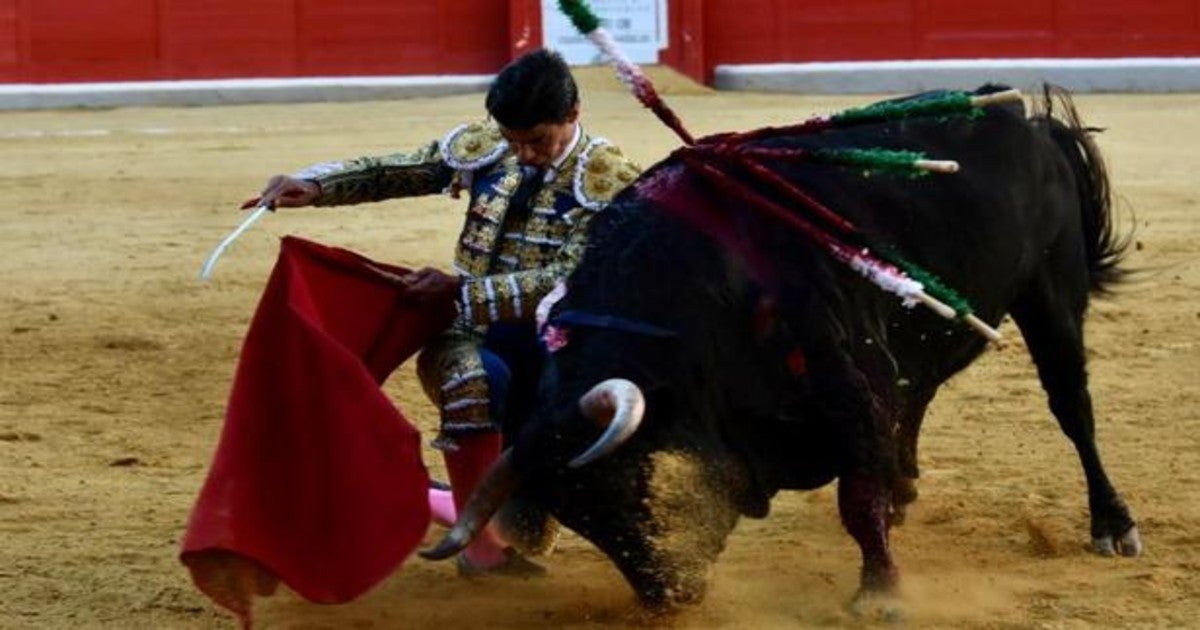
[428,488,457,528]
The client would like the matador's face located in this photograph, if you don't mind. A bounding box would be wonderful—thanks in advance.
[500,105,580,169]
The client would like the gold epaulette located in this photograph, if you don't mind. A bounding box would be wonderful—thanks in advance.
[573,138,641,210]
[440,121,508,171]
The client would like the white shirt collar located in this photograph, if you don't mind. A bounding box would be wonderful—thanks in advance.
[544,122,582,182]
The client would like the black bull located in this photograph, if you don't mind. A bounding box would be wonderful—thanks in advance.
[427,86,1141,608]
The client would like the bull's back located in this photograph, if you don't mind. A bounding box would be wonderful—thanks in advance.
[763,103,1083,375]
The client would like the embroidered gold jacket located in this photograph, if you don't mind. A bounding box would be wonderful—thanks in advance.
[299,121,640,330]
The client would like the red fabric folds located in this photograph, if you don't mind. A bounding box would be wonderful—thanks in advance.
[180,236,456,625]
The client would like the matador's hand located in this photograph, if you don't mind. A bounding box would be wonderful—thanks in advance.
[395,267,463,305]
[240,175,321,210]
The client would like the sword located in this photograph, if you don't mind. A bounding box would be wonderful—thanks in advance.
[199,205,272,281]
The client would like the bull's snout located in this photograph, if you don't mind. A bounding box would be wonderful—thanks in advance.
[633,568,710,611]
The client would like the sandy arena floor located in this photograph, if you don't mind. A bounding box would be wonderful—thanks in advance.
[2,68,1198,628]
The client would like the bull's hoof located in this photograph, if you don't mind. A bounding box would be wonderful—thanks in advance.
[1093,525,1143,557]
[850,589,905,624]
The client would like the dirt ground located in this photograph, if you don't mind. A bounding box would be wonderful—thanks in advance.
[2,68,1198,629]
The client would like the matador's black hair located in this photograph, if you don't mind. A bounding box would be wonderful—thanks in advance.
[486,49,579,130]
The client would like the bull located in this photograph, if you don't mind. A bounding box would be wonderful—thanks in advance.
[424,85,1141,611]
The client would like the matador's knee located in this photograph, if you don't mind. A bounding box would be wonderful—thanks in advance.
[417,333,509,451]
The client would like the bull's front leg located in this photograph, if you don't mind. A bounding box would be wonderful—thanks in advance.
[817,345,905,617]
[838,471,908,624]
[838,475,899,600]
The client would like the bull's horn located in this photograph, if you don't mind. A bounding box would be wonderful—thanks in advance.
[419,448,516,561]
[569,378,646,468]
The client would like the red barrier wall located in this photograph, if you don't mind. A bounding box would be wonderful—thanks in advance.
[662,0,1200,83]
[2,1,1198,84]
[0,0,534,83]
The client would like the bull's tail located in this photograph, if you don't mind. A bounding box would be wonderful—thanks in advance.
[1033,84,1130,293]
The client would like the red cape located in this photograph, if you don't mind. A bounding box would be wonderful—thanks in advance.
[180,236,456,625]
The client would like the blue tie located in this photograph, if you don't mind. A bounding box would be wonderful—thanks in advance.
[510,167,543,215]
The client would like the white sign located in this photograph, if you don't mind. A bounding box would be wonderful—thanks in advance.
[541,0,667,65]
